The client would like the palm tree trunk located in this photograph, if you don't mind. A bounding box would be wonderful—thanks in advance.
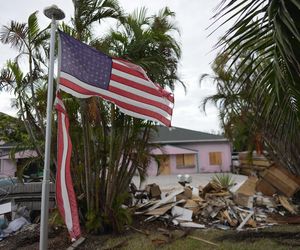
[80,100,91,211]
[105,103,116,214]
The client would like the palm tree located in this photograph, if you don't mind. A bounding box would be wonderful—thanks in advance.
[60,4,182,232]
[201,49,264,152]
[208,0,300,174]
[58,0,123,220]
[86,7,182,231]
[0,11,50,136]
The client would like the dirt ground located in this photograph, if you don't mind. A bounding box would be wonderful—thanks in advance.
[2,216,300,250]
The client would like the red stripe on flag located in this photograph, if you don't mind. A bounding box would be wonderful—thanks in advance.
[60,78,171,126]
[111,73,174,103]
[56,111,65,222]
[110,74,164,98]
[108,85,173,115]
[112,61,149,81]
[55,94,81,240]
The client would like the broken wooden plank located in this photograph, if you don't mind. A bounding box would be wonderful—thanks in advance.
[184,199,200,214]
[234,176,257,208]
[237,211,254,231]
[67,237,86,250]
[234,193,254,208]
[256,179,277,196]
[146,188,184,212]
[221,210,238,227]
[129,226,150,235]
[145,204,173,216]
[236,176,258,196]
[261,166,300,197]
[188,235,219,247]
[180,222,205,229]
[278,195,297,214]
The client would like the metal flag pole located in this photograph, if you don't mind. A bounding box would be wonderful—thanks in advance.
[40,5,65,250]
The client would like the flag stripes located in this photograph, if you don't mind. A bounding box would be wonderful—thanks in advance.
[55,94,81,240]
[59,59,174,126]
[59,77,171,126]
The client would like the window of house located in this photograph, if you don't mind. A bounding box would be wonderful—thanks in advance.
[209,152,222,165]
[176,154,195,168]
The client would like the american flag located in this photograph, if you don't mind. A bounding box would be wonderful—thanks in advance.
[58,31,174,126]
[55,93,81,240]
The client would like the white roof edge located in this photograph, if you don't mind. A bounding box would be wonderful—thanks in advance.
[151,139,229,144]
[165,144,198,153]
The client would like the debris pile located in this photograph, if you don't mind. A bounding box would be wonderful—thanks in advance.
[0,202,32,241]
[133,169,300,231]
[234,151,273,176]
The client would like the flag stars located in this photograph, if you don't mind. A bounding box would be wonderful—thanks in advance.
[60,34,111,90]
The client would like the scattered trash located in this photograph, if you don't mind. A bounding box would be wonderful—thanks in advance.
[132,165,300,231]
[0,216,30,240]
[145,183,162,199]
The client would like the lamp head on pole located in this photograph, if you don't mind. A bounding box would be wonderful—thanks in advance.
[44,5,65,20]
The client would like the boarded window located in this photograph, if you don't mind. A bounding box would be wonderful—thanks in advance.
[209,152,222,165]
[176,154,195,168]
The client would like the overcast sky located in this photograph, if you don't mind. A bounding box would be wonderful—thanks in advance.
[0,0,227,133]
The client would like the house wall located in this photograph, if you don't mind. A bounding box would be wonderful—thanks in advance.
[147,141,232,176]
[0,159,16,177]
[178,142,232,173]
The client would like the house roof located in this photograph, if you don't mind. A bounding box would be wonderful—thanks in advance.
[151,126,227,144]
[150,145,198,155]
[0,150,38,160]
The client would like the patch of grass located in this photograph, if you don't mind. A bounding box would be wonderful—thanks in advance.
[91,225,300,250]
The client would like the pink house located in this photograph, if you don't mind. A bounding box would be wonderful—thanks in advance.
[0,142,38,177]
[148,126,232,176]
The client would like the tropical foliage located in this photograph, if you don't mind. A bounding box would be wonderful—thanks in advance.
[0,11,49,158]
[0,0,182,232]
[204,0,300,174]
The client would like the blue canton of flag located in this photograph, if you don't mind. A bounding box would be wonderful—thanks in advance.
[59,31,111,90]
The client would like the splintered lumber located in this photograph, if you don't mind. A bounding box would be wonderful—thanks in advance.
[184,199,200,214]
[261,166,300,197]
[237,211,254,231]
[278,195,297,214]
[236,176,258,196]
[234,176,257,208]
[145,204,173,216]
[188,236,219,247]
[67,237,86,250]
[221,210,238,227]
[246,218,257,228]
[180,222,205,229]
[240,160,272,167]
[267,214,300,224]
[146,188,184,212]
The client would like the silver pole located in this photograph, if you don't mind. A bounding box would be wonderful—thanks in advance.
[40,5,65,250]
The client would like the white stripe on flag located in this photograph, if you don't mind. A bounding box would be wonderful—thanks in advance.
[60,112,73,231]
[60,72,172,118]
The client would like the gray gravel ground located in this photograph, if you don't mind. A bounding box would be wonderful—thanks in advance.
[132,173,248,192]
